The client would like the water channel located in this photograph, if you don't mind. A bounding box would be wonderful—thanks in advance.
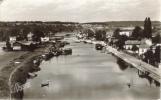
[23,36,160,100]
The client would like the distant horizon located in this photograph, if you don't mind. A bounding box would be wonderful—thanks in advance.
[0,0,160,22]
[0,20,160,23]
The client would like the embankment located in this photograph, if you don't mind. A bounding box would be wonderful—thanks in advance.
[0,45,50,100]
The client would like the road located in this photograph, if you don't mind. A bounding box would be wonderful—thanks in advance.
[106,45,161,83]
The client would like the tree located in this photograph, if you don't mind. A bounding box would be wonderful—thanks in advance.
[6,40,11,50]
[147,17,152,38]
[84,29,94,39]
[132,26,142,39]
[113,28,120,38]
[155,46,160,63]
[95,29,106,41]
[116,35,128,50]
[10,27,19,36]
[32,26,45,42]
[153,34,160,43]
[132,45,139,52]
[144,49,155,65]
[143,17,152,39]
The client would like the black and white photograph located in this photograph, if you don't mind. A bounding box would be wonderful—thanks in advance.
[0,0,161,100]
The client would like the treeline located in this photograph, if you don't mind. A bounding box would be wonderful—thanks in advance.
[0,21,79,26]
[0,22,78,41]
[83,21,161,27]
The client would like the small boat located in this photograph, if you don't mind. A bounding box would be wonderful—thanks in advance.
[41,80,52,87]
[95,44,103,50]
[74,40,81,43]
[86,40,92,44]
[42,52,54,61]
[62,48,72,55]
[28,72,37,79]
[41,82,49,87]
[52,51,61,56]
[65,34,71,37]
[83,41,87,44]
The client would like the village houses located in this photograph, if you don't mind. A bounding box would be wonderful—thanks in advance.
[124,40,140,50]
[119,30,132,37]
[27,32,34,41]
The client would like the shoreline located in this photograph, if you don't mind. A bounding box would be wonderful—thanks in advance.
[0,44,50,99]
[0,52,29,99]
[76,38,160,83]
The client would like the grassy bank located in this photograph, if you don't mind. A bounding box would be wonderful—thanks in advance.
[0,45,50,99]
[0,52,29,98]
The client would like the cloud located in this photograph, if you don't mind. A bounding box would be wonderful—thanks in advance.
[0,0,160,22]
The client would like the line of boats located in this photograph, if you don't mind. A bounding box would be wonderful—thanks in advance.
[42,48,72,61]
[42,42,72,60]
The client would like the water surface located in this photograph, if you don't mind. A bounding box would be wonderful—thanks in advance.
[24,37,160,100]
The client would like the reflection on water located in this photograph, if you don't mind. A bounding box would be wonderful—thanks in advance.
[116,57,160,87]
[116,58,128,71]
[0,42,5,55]
[137,69,160,87]
[23,37,160,100]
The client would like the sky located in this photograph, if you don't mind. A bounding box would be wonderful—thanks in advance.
[0,0,161,22]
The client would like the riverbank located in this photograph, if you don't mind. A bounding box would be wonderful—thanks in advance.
[74,38,160,83]
[0,52,28,98]
[0,44,50,99]
[106,45,160,83]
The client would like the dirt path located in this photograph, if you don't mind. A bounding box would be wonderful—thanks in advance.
[0,45,50,99]
[0,51,28,71]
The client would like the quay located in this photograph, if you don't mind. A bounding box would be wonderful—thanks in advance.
[73,38,160,83]
[106,45,161,83]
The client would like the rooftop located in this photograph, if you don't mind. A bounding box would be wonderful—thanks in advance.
[125,40,141,45]
[139,44,150,48]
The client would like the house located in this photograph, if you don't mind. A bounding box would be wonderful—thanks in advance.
[141,38,152,46]
[12,42,22,51]
[9,36,16,43]
[108,37,117,43]
[27,32,34,41]
[138,44,150,56]
[119,30,132,37]
[124,40,140,50]
[41,37,50,42]
[150,45,157,53]
[17,41,37,51]
[138,38,153,56]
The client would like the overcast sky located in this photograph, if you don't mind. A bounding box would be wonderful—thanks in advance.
[0,0,160,22]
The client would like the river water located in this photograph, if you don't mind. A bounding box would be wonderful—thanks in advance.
[0,42,6,55]
[23,36,160,100]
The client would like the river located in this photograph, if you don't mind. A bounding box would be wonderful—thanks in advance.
[23,36,160,100]
[0,42,6,55]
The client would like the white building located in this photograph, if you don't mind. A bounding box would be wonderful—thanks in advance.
[124,40,140,50]
[141,38,152,46]
[119,31,132,37]
[137,39,153,56]
[138,44,150,56]
[9,36,16,43]
[41,37,50,42]
[27,32,34,41]
[12,42,22,51]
